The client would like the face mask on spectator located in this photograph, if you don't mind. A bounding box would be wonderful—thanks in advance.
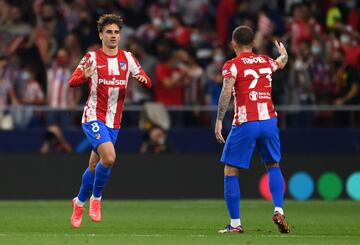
[213,54,225,63]
[294,60,304,70]
[340,34,351,45]
[152,17,162,28]
[311,45,322,55]
[190,33,201,45]
[21,71,31,81]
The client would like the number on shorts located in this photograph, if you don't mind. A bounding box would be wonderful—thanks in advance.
[91,122,100,132]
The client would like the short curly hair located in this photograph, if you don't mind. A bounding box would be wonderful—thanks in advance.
[97,14,124,33]
[232,25,254,46]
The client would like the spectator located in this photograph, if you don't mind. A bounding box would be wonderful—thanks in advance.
[333,48,360,127]
[0,0,358,130]
[287,40,315,127]
[289,3,312,55]
[125,36,157,104]
[0,3,33,57]
[166,13,191,48]
[310,38,333,104]
[139,125,171,154]
[154,50,184,106]
[63,33,83,70]
[216,0,237,45]
[34,1,67,65]
[13,65,45,128]
[175,49,204,126]
[0,55,18,130]
[42,48,78,154]
[73,10,99,52]
[46,48,81,128]
[205,47,225,127]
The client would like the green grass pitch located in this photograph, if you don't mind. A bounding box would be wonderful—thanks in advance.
[0,200,359,244]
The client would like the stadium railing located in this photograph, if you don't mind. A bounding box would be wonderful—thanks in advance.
[0,104,359,128]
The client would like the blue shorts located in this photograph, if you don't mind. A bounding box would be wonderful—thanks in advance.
[220,117,281,169]
[82,120,119,153]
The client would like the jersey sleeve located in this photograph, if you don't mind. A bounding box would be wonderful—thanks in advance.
[68,53,91,87]
[222,60,237,80]
[127,51,152,88]
[263,55,279,72]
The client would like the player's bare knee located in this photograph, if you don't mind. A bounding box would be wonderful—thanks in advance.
[101,154,116,168]
[266,162,279,169]
[224,164,239,176]
[89,161,97,172]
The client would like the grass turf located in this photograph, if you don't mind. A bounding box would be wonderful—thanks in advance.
[0,200,359,244]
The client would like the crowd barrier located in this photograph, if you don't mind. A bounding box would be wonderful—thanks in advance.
[0,154,358,200]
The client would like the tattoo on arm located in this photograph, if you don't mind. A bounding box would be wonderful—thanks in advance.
[216,77,236,121]
[277,53,288,69]
[280,53,288,64]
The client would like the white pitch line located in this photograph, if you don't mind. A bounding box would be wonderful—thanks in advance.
[0,233,357,239]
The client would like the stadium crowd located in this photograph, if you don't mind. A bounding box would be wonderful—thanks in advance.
[0,0,359,130]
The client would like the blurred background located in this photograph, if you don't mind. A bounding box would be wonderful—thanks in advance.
[0,0,359,202]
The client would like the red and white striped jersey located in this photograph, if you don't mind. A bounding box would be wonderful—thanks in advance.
[222,51,279,125]
[47,65,73,109]
[68,48,151,128]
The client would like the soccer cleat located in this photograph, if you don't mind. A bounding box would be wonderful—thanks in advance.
[272,211,290,233]
[71,198,85,228]
[89,197,102,222]
[218,224,244,234]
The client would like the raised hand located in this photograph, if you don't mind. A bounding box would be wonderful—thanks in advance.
[83,59,95,79]
[274,40,287,56]
[274,40,288,69]
[134,74,147,85]
[275,40,287,54]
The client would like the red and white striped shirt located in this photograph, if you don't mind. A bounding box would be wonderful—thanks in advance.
[222,52,279,125]
[68,48,151,128]
[47,65,73,108]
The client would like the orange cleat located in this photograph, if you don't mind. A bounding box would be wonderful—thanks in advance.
[272,211,290,233]
[89,197,102,222]
[71,198,85,228]
[218,224,244,234]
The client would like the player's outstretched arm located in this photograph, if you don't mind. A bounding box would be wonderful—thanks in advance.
[68,59,95,87]
[274,41,288,70]
[215,77,235,144]
[134,74,152,88]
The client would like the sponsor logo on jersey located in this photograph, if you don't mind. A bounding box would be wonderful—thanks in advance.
[119,61,127,71]
[241,57,266,64]
[95,133,101,139]
[249,91,271,101]
[98,78,127,86]
[222,69,231,76]
[249,91,258,101]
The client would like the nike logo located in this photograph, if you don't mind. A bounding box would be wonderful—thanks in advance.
[97,65,106,68]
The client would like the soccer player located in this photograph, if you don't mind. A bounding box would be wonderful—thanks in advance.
[68,14,151,228]
[215,26,289,234]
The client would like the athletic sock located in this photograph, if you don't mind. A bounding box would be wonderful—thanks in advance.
[268,167,284,209]
[93,162,111,198]
[91,195,101,201]
[77,167,95,203]
[274,207,284,215]
[231,219,241,227]
[76,197,85,207]
[224,175,240,223]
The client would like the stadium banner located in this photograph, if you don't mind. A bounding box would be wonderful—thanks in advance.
[0,154,359,200]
